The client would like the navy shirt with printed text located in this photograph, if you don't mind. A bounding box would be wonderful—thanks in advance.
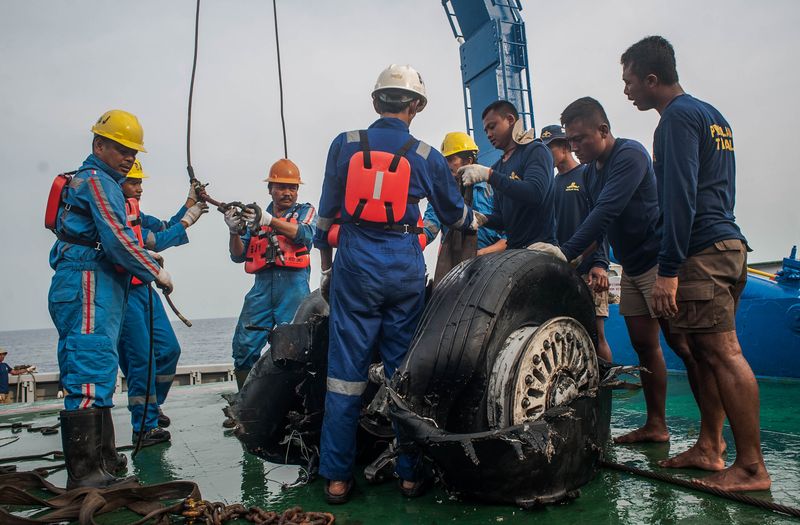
[484,141,557,249]
[653,94,746,277]
[553,164,609,274]
[560,138,660,276]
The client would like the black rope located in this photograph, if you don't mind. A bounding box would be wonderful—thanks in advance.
[186,0,201,181]
[272,0,288,158]
[601,460,800,519]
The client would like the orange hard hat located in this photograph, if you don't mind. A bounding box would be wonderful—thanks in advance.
[264,159,303,184]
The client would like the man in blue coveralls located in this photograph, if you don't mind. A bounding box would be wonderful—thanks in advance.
[621,35,770,491]
[314,64,480,504]
[557,97,694,445]
[48,110,173,489]
[225,159,316,389]
[542,124,612,362]
[422,131,506,255]
[118,160,208,446]
[458,100,558,253]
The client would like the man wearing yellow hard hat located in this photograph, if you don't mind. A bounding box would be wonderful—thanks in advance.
[117,160,208,446]
[423,132,507,255]
[223,159,317,389]
[45,109,172,489]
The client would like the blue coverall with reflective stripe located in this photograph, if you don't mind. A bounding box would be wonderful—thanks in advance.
[314,117,474,482]
[48,154,160,411]
[231,202,316,371]
[118,205,188,432]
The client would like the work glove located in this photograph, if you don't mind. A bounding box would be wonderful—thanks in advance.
[155,268,174,295]
[147,250,164,267]
[180,201,209,228]
[57,390,64,399]
[470,211,487,231]
[458,165,492,186]
[243,203,273,231]
[187,180,206,204]
[527,242,568,262]
[320,267,332,303]
[224,208,245,235]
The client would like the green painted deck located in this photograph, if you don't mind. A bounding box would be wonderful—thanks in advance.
[2,374,799,524]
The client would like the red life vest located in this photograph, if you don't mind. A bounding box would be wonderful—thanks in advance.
[343,131,418,224]
[326,212,427,250]
[244,217,310,274]
[115,198,145,285]
[45,170,95,231]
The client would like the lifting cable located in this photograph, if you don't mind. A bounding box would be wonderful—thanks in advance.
[601,460,800,519]
[186,0,201,183]
[272,0,288,158]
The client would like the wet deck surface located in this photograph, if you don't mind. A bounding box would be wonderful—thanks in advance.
[1,374,798,524]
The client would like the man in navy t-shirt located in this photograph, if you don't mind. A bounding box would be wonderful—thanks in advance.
[459,100,558,251]
[542,124,612,362]
[621,35,769,492]
[559,97,693,446]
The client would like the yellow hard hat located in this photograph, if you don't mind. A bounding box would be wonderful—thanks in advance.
[264,159,303,184]
[125,159,149,179]
[91,110,147,152]
[441,131,479,158]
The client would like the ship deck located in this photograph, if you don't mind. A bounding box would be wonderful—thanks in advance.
[2,374,799,524]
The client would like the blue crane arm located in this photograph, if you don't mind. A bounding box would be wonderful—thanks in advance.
[443,0,535,166]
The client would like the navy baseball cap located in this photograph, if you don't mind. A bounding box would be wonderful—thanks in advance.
[539,124,567,145]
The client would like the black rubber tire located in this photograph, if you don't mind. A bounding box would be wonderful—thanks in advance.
[392,249,596,433]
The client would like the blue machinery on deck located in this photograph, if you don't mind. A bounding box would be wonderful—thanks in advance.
[443,2,800,379]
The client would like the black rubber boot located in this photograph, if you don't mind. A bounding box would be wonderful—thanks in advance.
[234,368,251,390]
[99,408,127,474]
[60,408,131,490]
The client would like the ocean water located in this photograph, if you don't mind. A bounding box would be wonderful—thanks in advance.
[0,317,239,373]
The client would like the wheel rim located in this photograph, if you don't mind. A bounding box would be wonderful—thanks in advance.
[487,317,598,428]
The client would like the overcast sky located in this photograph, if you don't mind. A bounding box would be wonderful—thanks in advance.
[1,0,798,331]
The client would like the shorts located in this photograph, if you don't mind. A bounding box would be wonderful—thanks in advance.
[581,274,609,318]
[670,239,746,334]
[618,264,658,318]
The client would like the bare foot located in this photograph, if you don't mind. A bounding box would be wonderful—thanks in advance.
[694,462,771,492]
[614,425,670,444]
[659,444,725,471]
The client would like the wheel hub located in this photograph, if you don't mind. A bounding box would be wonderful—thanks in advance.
[487,317,598,428]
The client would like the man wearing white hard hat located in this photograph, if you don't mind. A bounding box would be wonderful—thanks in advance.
[314,64,482,503]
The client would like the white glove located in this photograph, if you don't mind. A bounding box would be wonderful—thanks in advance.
[470,211,487,231]
[527,242,568,262]
[458,165,492,186]
[243,205,273,230]
[147,250,164,267]
[188,181,202,203]
[224,208,245,235]
[155,268,173,295]
[181,201,209,228]
[57,390,64,399]
[320,268,332,302]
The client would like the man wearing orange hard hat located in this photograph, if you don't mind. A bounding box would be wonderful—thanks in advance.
[224,159,317,388]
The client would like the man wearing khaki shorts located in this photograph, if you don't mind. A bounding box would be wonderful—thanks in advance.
[558,97,695,445]
[622,35,769,491]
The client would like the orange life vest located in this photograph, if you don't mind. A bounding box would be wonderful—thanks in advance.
[326,212,427,249]
[115,198,145,285]
[45,169,95,232]
[343,131,418,224]
[244,217,310,274]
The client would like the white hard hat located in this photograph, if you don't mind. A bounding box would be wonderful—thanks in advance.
[372,64,428,111]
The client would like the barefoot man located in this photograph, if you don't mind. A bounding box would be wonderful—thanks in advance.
[621,35,770,491]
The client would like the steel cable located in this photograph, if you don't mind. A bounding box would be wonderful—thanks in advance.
[272,0,288,158]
